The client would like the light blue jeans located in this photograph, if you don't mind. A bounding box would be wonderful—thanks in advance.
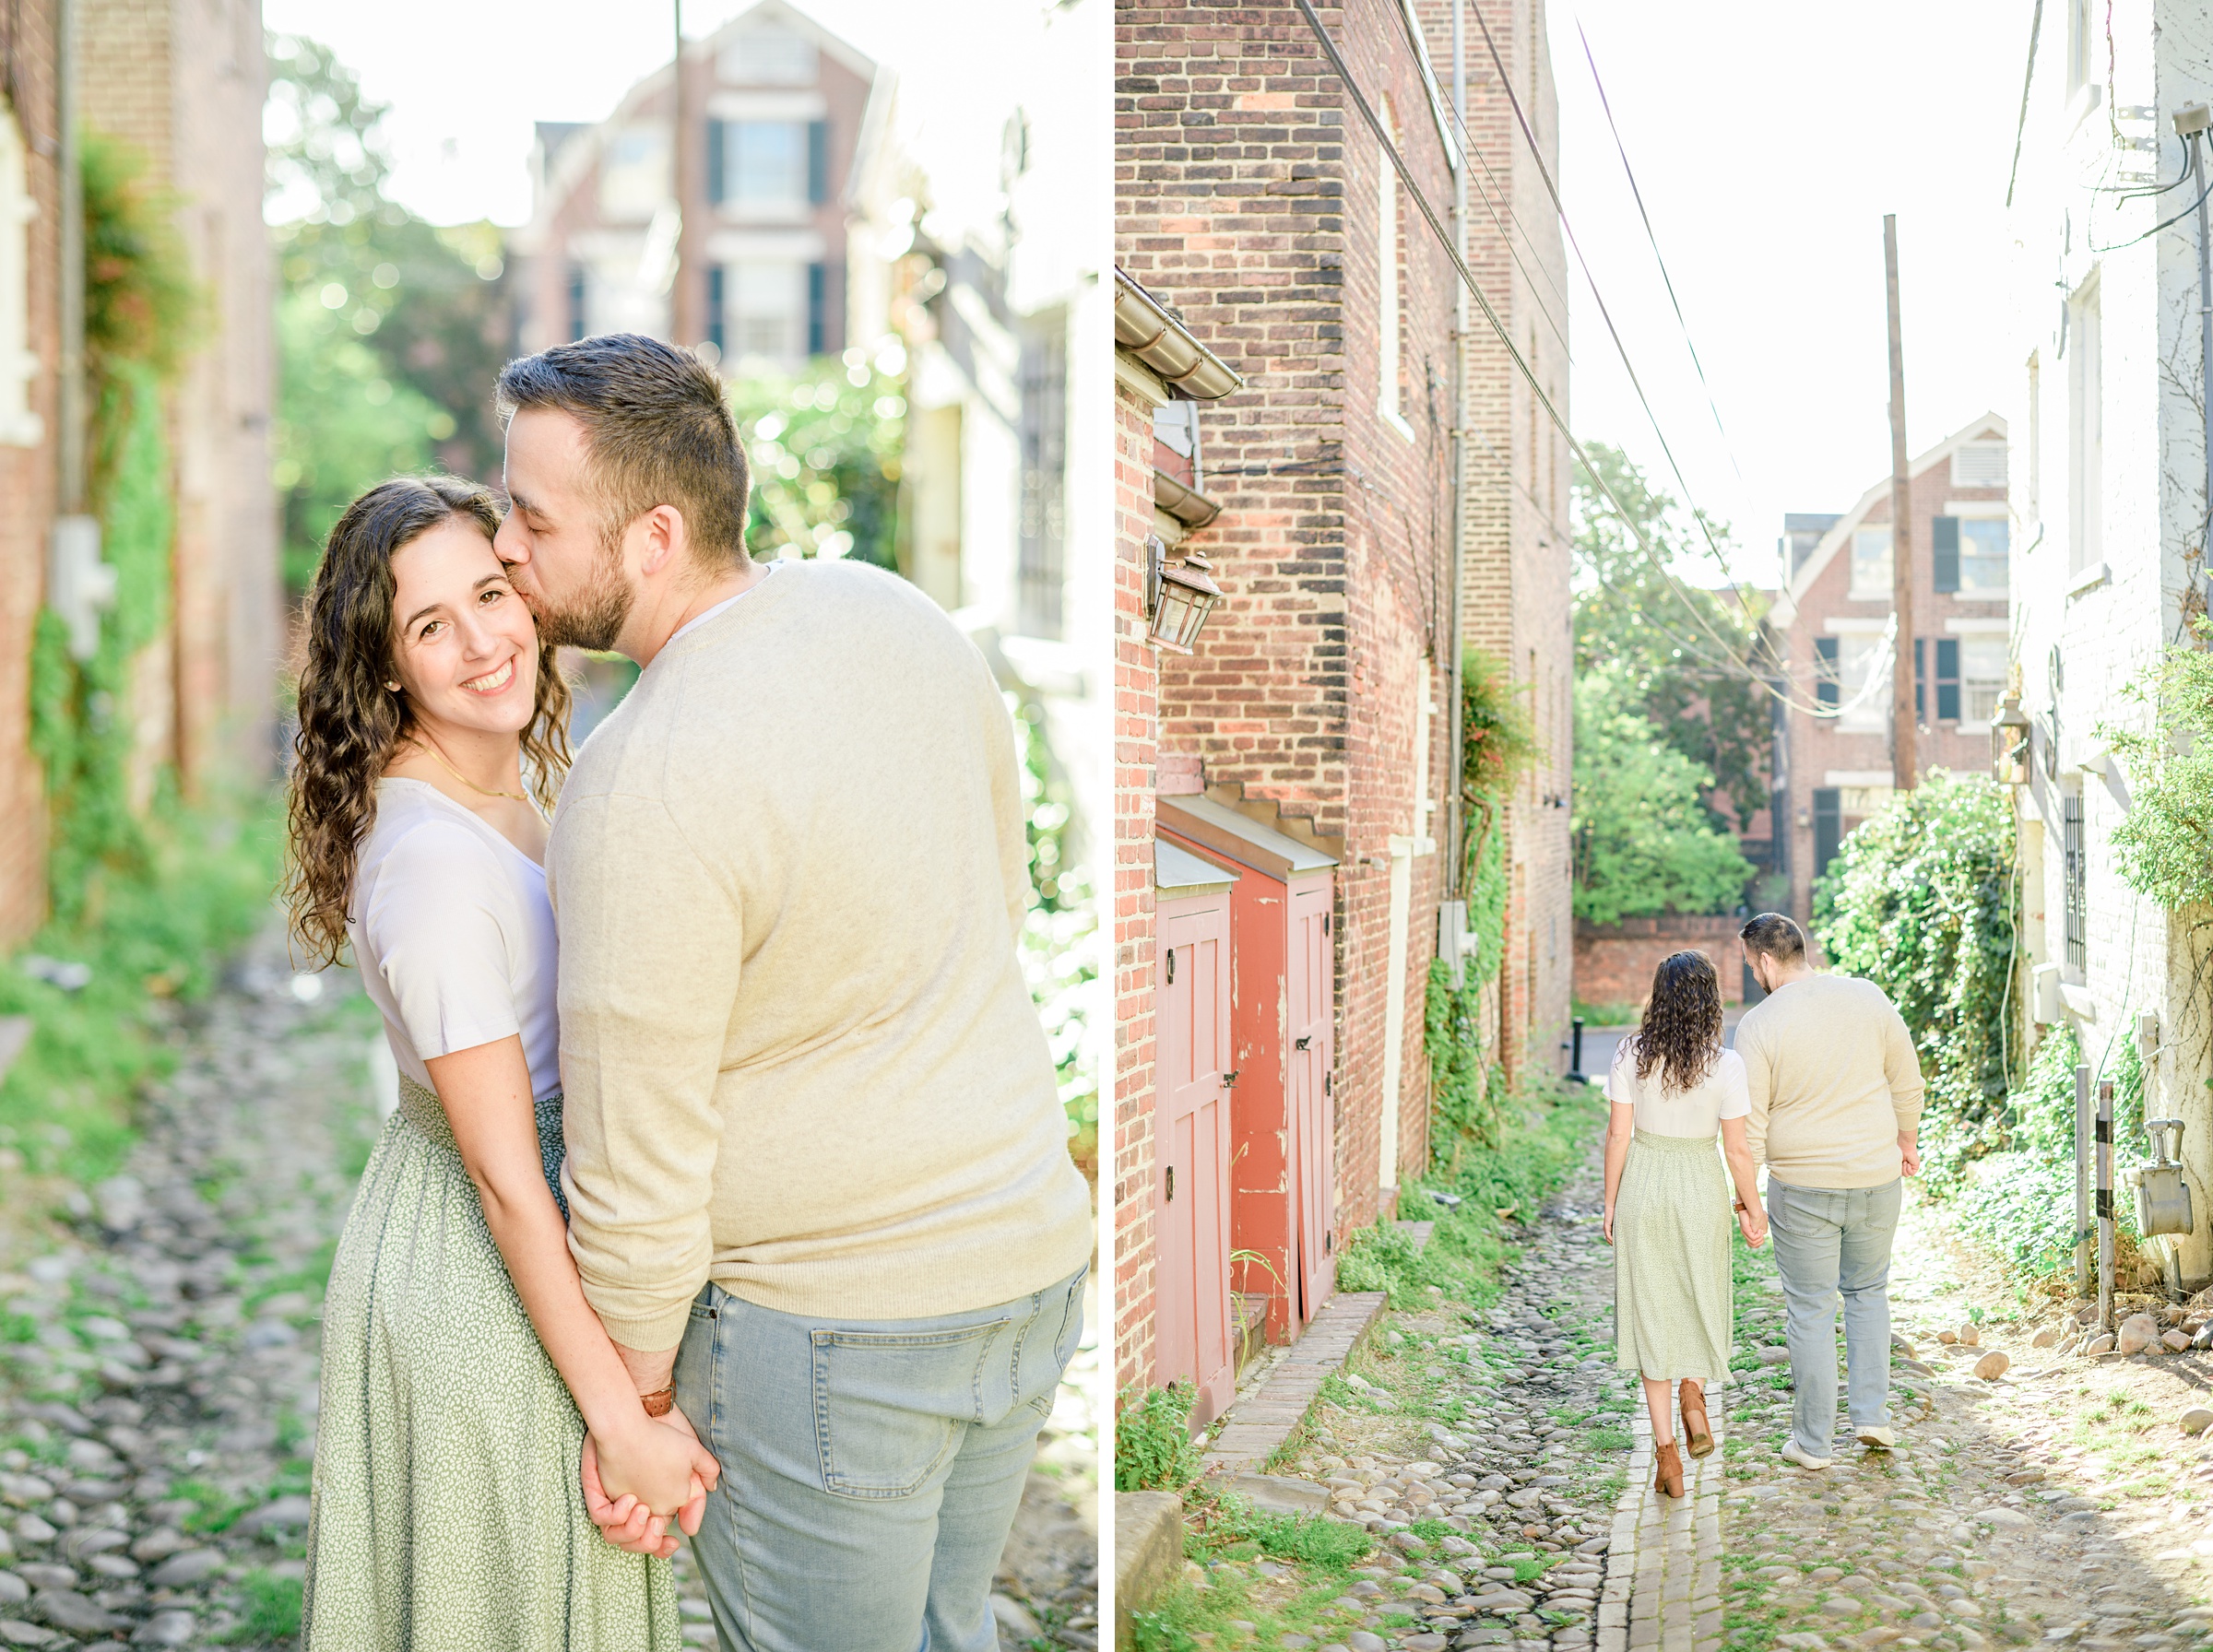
[1766,1178,1901,1457]
[672,1264,1088,1652]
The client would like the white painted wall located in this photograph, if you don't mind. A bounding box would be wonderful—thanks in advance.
[2007,0,2213,1289]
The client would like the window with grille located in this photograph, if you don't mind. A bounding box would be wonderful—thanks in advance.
[2063,791,2087,973]
[1016,315,1068,637]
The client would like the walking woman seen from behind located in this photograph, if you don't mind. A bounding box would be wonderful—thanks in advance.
[1602,950,1768,1500]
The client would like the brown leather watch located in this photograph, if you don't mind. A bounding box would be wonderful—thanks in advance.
[640,1385,677,1418]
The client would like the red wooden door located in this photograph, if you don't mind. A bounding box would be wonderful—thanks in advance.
[1289,881,1336,1322]
[1155,903,1236,1423]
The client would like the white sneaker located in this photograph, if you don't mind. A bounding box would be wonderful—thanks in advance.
[1781,1440,1834,1470]
[1857,1425,1897,1449]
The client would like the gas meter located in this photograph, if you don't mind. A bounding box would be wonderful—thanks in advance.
[2130,1119,2196,1238]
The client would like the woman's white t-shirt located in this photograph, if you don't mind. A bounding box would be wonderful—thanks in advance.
[1604,1040,1749,1139]
[349,778,561,1102]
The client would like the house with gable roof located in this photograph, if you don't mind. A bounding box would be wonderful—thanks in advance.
[1769,414,2011,931]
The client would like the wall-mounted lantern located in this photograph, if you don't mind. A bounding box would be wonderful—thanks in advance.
[1145,535,1225,655]
[1991,689,2032,786]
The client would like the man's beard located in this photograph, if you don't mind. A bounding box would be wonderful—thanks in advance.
[525,535,634,652]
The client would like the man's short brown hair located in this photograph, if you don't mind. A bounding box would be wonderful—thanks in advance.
[1739,912,1806,963]
[495,333,751,566]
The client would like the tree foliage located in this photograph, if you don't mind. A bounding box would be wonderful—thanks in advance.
[266,34,513,584]
[1570,663,1754,925]
[2102,627,2213,912]
[1813,771,2017,1173]
[1573,442,1773,833]
[728,355,906,569]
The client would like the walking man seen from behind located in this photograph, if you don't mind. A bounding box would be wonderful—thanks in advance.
[1734,913,1924,1470]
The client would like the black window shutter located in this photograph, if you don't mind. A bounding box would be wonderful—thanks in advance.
[706,120,726,205]
[1936,639,1960,721]
[807,262,826,356]
[1814,788,1843,879]
[1816,637,1839,708]
[705,266,725,355]
[1933,515,1959,593]
[808,121,828,204]
[1914,637,1926,720]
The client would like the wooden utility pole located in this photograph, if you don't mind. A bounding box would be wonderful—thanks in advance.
[1884,215,1916,792]
[669,0,700,347]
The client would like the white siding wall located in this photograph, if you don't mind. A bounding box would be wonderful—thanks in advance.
[2009,0,2213,1288]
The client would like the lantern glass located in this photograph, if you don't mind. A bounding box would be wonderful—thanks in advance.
[1149,551,1224,654]
[1990,691,2032,786]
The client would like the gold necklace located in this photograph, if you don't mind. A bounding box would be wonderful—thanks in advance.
[416,734,529,803]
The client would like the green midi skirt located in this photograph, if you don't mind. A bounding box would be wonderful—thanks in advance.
[302,1076,679,1651]
[1613,1128,1734,1383]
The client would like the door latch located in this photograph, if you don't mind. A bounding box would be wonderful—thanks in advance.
[1296,1034,1312,1050]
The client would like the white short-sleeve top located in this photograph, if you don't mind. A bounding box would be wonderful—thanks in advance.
[1604,1039,1749,1140]
[349,778,560,1102]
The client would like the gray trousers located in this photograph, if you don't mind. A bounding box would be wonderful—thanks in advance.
[1766,1177,1902,1455]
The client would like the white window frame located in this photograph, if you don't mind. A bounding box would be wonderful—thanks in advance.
[2066,272,2102,576]
[1958,637,2009,732]
[1848,525,1892,600]
[0,107,41,449]
[2026,349,2041,525]
[1837,632,1889,732]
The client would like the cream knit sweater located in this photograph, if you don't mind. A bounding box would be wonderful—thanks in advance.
[548,560,1093,1349]
[1736,973,1926,1190]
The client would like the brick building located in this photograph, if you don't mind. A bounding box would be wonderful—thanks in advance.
[79,0,281,795]
[0,1,62,946]
[515,0,878,367]
[1113,0,1571,1410]
[1772,414,2009,927]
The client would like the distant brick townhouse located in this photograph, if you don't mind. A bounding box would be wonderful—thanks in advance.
[515,0,877,369]
[1113,0,1572,1421]
[1771,414,2010,930]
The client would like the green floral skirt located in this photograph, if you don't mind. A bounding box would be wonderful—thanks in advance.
[1613,1128,1734,1383]
[302,1076,679,1651]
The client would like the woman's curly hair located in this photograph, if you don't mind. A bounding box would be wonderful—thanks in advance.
[283,476,573,969]
[1629,950,1724,1093]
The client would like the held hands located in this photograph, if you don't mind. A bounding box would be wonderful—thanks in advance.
[582,1407,720,1559]
[1734,1198,1769,1249]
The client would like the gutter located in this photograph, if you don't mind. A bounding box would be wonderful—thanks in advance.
[1114,266,1243,402]
[1153,470,1222,531]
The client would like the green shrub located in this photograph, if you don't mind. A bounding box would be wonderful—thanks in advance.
[1115,1382,1203,1493]
[1814,770,2017,1174]
[218,1569,303,1644]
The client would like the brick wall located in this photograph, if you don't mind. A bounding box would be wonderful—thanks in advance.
[0,0,63,945]
[1111,374,1160,1395]
[1782,430,2006,926]
[80,0,278,792]
[1573,915,1747,1011]
[1118,0,1464,1244]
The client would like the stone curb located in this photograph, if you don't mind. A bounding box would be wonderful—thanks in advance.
[1112,1489,1185,1652]
[1199,1291,1391,1476]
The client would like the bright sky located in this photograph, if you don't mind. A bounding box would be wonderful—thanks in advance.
[1550,0,2023,589]
[259,0,1026,228]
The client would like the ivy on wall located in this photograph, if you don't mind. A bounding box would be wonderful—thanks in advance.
[2103,626,2213,913]
[1427,648,1537,1163]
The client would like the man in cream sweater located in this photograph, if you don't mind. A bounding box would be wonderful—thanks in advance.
[1736,913,1924,1472]
[492,334,1094,1652]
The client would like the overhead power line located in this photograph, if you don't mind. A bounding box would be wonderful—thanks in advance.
[1286,0,1835,716]
[1574,20,1746,491]
[1459,0,1759,617]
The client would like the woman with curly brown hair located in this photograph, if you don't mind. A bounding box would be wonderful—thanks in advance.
[284,475,713,1649]
[1601,950,1767,1500]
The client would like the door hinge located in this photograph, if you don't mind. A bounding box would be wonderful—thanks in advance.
[1165,1165,1176,1202]
[1166,950,1176,985]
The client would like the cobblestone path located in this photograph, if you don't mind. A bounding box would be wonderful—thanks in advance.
[1184,1149,1640,1650]
[1716,1192,2213,1652]
[0,929,1095,1649]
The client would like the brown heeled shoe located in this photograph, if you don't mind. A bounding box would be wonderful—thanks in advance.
[1653,1440,1686,1499]
[1680,1381,1714,1458]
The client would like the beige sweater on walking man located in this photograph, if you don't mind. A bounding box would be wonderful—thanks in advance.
[1735,974,1925,1190]
[548,560,1094,1351]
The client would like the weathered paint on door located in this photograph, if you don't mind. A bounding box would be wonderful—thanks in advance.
[1155,901,1236,1423]
[1289,879,1335,1320]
